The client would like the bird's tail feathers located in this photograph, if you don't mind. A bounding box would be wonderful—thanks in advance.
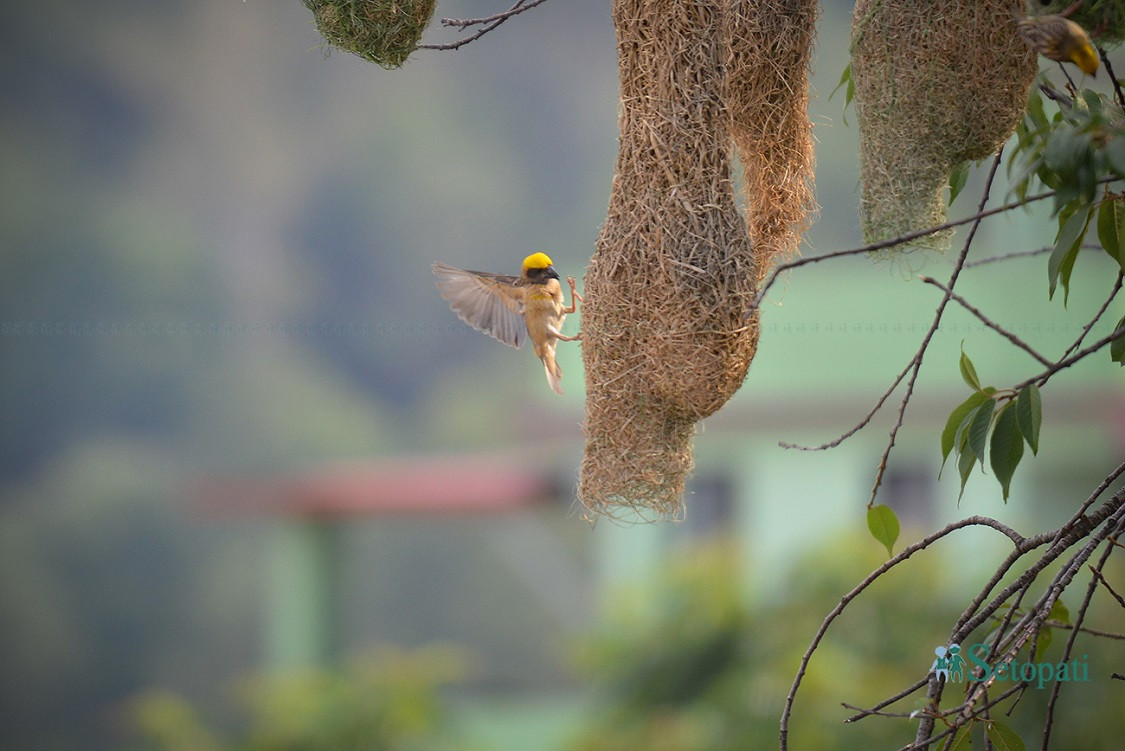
[542,356,563,395]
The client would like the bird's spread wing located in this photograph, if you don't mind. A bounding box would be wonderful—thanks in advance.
[432,262,527,349]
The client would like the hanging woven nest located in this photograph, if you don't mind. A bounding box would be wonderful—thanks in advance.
[578,0,764,520]
[724,0,818,280]
[851,0,1038,254]
[303,0,436,69]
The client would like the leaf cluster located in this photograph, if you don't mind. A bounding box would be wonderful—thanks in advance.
[939,348,1042,503]
[1012,86,1125,303]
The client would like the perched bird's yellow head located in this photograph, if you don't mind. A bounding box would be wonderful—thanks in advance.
[522,252,554,271]
[1067,36,1100,77]
[1017,15,1099,76]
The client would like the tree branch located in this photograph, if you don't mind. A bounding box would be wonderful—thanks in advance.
[779,516,1029,751]
[918,276,1053,366]
[418,0,551,51]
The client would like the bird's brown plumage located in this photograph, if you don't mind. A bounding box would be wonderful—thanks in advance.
[1017,14,1099,75]
[432,254,580,395]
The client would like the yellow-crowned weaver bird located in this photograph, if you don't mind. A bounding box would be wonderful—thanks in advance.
[1017,13,1099,76]
[433,252,581,395]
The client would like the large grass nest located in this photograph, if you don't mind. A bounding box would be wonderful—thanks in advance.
[578,0,766,521]
[851,0,1038,253]
[725,0,818,280]
[1035,0,1125,44]
[303,0,435,69]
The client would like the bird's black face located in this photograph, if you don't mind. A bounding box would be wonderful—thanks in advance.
[527,265,560,283]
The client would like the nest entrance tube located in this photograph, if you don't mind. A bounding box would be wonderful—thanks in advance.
[579,0,770,521]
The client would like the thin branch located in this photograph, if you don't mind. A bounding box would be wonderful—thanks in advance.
[841,702,917,719]
[895,683,1027,751]
[1088,564,1125,610]
[1060,271,1123,360]
[963,246,1053,268]
[918,276,1053,366]
[1051,459,1125,545]
[779,516,1028,751]
[1099,47,1125,108]
[871,152,1005,505]
[746,185,1070,317]
[843,678,929,724]
[914,487,1125,748]
[778,359,913,451]
[1043,517,1125,750]
[1013,323,1125,391]
[417,0,550,51]
[1045,621,1125,639]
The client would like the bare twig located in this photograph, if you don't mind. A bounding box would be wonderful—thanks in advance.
[1042,518,1125,749]
[920,491,1125,749]
[1044,621,1125,640]
[869,152,1005,505]
[418,0,551,51]
[780,516,1029,751]
[1099,47,1125,108]
[746,185,1069,317]
[1088,564,1125,610]
[778,359,914,451]
[1013,323,1125,391]
[1060,271,1123,360]
[963,246,1054,268]
[843,678,929,724]
[918,276,1053,366]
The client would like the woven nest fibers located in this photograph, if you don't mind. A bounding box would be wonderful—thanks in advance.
[724,0,818,281]
[851,0,1038,253]
[1035,0,1125,44]
[578,0,760,521]
[303,0,435,69]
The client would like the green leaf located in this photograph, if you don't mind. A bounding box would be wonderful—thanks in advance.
[830,64,854,125]
[959,345,982,391]
[830,63,850,100]
[1048,206,1091,304]
[1048,598,1070,625]
[989,402,1024,502]
[985,721,1026,751]
[957,434,977,503]
[1027,86,1048,130]
[1016,384,1042,454]
[1097,197,1124,269]
[948,725,973,751]
[967,399,996,466]
[941,391,991,472]
[867,504,900,557]
[1105,135,1125,178]
[949,161,970,205]
[1112,314,1125,365]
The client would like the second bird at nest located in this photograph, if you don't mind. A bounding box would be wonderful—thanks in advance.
[1017,12,1099,76]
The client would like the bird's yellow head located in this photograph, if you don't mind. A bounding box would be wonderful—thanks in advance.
[1068,41,1099,76]
[522,252,554,271]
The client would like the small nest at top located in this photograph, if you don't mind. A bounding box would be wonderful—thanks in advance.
[303,0,436,69]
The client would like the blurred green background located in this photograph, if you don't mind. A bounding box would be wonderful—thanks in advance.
[1,1,1123,749]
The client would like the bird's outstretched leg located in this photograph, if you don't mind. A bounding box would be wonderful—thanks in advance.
[564,276,583,314]
[549,324,582,342]
[558,276,583,341]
